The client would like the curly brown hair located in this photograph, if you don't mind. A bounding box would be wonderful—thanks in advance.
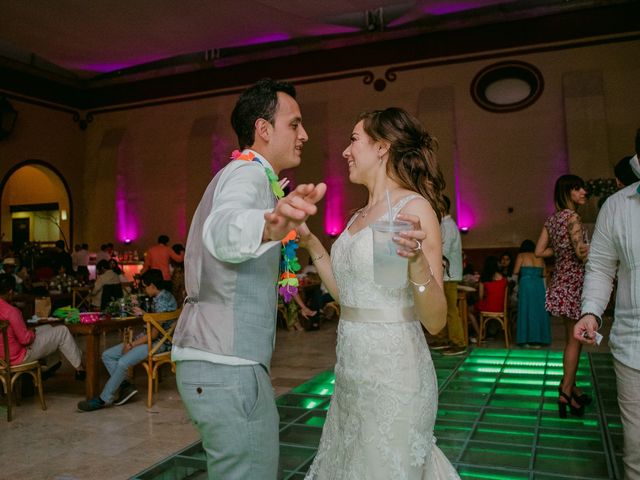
[358,107,446,220]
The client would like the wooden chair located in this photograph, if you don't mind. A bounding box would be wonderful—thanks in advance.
[71,286,92,309]
[322,301,340,320]
[0,321,47,421]
[478,286,510,348]
[141,308,182,407]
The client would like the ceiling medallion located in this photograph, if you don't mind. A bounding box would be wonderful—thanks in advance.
[471,61,544,113]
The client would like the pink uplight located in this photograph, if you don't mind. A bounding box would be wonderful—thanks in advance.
[115,195,139,243]
[115,144,139,243]
[324,176,345,236]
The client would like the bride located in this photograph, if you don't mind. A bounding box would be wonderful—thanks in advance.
[300,107,460,479]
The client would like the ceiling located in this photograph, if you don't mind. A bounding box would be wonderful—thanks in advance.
[1,0,633,84]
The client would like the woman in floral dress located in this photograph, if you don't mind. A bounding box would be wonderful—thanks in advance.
[535,174,591,418]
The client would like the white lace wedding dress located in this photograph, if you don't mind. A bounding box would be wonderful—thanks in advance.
[305,196,460,480]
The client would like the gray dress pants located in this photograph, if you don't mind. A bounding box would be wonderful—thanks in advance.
[177,361,279,479]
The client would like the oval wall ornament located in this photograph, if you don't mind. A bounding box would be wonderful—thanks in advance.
[471,61,544,113]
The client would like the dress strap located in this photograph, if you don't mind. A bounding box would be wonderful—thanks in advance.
[393,194,423,216]
[345,212,361,229]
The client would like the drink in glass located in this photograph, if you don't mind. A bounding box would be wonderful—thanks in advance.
[370,220,412,287]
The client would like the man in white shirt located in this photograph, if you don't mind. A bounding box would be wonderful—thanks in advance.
[434,196,465,355]
[172,79,325,480]
[575,132,640,479]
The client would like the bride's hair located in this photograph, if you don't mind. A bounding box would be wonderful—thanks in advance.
[359,107,446,221]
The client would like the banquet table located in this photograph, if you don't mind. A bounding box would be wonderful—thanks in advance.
[28,315,144,399]
[66,316,143,399]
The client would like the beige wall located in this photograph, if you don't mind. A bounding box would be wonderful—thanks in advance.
[1,37,638,253]
[0,102,84,247]
[1,165,71,243]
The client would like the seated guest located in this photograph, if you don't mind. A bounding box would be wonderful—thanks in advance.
[15,265,33,293]
[0,273,85,378]
[89,260,121,310]
[77,269,177,411]
[1,258,23,293]
[299,258,334,317]
[108,258,129,284]
[498,252,513,278]
[468,256,508,339]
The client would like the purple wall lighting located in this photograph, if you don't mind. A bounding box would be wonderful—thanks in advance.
[115,194,139,244]
[115,144,139,243]
[324,176,345,236]
[454,164,475,231]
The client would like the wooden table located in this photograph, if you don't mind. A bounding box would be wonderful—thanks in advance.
[66,316,143,399]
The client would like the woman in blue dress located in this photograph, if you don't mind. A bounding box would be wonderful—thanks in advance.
[514,239,551,346]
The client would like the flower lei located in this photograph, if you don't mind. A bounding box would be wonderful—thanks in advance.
[231,150,300,302]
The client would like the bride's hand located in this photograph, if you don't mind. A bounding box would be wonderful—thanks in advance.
[394,213,426,260]
[296,222,313,248]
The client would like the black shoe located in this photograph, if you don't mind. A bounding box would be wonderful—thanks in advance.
[41,361,62,381]
[77,397,106,412]
[114,384,138,406]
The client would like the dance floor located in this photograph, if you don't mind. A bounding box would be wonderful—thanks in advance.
[130,348,623,480]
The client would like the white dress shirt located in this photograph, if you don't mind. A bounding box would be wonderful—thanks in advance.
[441,215,463,282]
[581,181,640,369]
[172,150,279,366]
[202,151,279,262]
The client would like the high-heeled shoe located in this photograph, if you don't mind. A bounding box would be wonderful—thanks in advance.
[572,390,592,406]
[558,390,585,418]
[558,377,592,407]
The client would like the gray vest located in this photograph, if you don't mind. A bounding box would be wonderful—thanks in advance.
[172,161,280,370]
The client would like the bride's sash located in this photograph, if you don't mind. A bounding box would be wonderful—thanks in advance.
[340,306,416,324]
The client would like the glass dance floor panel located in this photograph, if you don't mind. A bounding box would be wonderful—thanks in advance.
[130,349,623,480]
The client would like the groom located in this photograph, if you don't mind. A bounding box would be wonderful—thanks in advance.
[172,78,326,479]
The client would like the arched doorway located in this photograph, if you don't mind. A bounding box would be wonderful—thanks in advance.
[0,160,73,254]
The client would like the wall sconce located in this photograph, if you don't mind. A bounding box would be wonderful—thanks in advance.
[471,61,544,113]
[459,226,470,234]
[0,96,18,140]
[124,238,132,245]
[60,209,68,221]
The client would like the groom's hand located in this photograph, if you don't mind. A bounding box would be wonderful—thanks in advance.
[263,183,326,242]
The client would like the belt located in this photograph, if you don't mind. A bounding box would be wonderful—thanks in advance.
[340,306,416,324]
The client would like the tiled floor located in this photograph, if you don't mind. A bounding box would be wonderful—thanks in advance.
[1,315,617,480]
[132,349,623,480]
